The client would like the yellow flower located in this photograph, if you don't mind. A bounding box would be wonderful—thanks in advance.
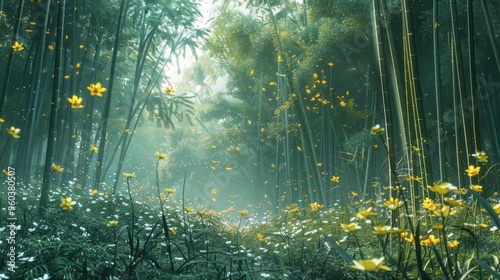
[422,197,436,211]
[6,126,21,138]
[197,210,206,217]
[493,203,500,215]
[328,62,334,67]
[331,176,340,183]
[60,196,77,210]
[155,151,167,159]
[372,225,404,235]
[351,257,391,272]
[249,69,254,75]
[171,227,177,235]
[466,165,480,177]
[428,182,457,195]
[90,189,98,195]
[458,187,468,195]
[0,118,4,123]
[407,176,423,183]
[447,240,460,248]
[211,189,216,195]
[309,202,324,211]
[87,82,106,97]
[165,86,174,94]
[383,197,403,210]
[370,124,384,135]
[356,207,377,219]
[108,220,118,228]
[420,235,440,246]
[406,234,416,246]
[225,167,233,171]
[12,41,24,52]
[257,233,265,242]
[471,184,483,193]
[91,144,98,153]
[472,151,488,163]
[238,210,248,216]
[51,163,64,173]
[185,207,194,213]
[288,207,299,213]
[123,172,136,178]
[434,205,456,218]
[341,223,361,232]
[340,100,346,107]
[165,188,176,194]
[67,95,83,109]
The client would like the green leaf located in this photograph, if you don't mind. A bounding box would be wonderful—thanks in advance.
[470,190,500,229]
[324,235,354,264]
[476,259,500,279]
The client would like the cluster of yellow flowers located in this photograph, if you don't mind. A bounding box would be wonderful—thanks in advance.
[309,202,324,211]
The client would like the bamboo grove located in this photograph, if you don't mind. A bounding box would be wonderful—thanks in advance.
[0,0,499,227]
[1,0,500,279]
[191,0,500,212]
[0,0,206,213]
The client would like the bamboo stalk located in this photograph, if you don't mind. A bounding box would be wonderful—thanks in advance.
[479,0,500,76]
[372,0,398,189]
[450,0,472,182]
[266,0,325,205]
[402,0,434,186]
[93,0,128,190]
[467,0,480,154]
[39,0,66,214]
[0,0,25,116]
[433,0,446,181]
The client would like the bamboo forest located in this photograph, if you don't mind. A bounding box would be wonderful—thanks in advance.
[2,0,500,279]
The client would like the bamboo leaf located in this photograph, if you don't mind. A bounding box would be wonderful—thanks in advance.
[324,235,354,264]
[476,259,500,279]
[470,191,500,229]
[431,246,450,279]
[192,228,209,240]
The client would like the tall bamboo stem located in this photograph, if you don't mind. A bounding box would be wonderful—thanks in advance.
[93,0,128,190]
[39,0,66,214]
